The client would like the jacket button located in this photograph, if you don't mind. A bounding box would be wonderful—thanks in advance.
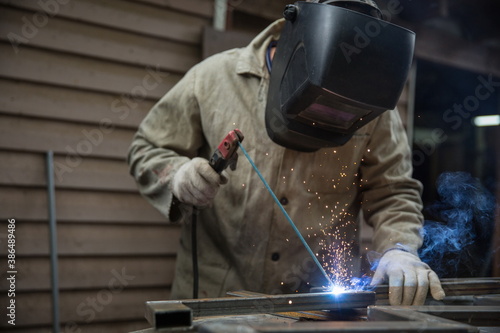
[280,197,289,205]
[271,252,280,261]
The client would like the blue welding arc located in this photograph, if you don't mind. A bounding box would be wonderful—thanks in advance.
[237,142,333,287]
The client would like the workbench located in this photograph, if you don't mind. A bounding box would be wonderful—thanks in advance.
[132,278,500,333]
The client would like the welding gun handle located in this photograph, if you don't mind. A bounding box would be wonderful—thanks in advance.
[209,151,237,174]
[209,129,243,174]
[209,152,225,174]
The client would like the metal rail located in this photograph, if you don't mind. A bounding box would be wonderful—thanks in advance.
[146,291,376,329]
[374,277,500,301]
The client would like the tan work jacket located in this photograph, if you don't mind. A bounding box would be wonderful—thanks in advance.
[128,19,424,299]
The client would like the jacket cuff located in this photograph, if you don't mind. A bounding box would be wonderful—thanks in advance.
[168,195,193,223]
[382,243,418,257]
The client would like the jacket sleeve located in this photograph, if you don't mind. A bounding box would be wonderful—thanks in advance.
[360,109,424,255]
[127,66,203,222]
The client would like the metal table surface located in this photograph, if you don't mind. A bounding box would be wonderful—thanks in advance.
[132,278,500,333]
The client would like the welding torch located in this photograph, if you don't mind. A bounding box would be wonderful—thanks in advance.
[189,129,244,298]
[208,129,244,173]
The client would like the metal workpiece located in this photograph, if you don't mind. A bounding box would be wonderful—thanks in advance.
[368,305,500,329]
[145,301,192,330]
[146,291,376,329]
[368,306,480,333]
[134,279,500,333]
[198,320,472,333]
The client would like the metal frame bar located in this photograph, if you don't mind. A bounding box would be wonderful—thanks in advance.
[46,151,60,333]
[146,291,376,329]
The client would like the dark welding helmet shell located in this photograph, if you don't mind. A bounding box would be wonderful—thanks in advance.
[316,0,382,18]
[265,1,415,152]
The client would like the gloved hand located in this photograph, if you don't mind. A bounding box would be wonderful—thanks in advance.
[370,249,446,305]
[171,157,227,206]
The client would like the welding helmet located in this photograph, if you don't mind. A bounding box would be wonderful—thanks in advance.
[265,0,415,151]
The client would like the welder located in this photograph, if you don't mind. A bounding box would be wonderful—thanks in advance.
[127,0,446,305]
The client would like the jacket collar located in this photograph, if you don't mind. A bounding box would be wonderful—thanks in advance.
[236,19,285,78]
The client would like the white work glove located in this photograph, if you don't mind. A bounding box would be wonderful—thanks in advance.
[171,157,227,207]
[370,249,446,305]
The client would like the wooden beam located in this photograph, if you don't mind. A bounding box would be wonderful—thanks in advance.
[0,288,170,327]
[0,43,178,99]
[0,0,209,44]
[230,0,289,21]
[0,115,135,159]
[130,0,214,18]
[0,188,167,223]
[0,79,151,129]
[0,151,139,191]
[394,18,500,77]
[4,257,176,291]
[0,221,180,255]
[0,7,200,74]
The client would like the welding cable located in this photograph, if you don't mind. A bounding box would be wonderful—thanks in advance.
[238,142,333,287]
[265,40,278,73]
[192,208,199,299]
[172,195,199,298]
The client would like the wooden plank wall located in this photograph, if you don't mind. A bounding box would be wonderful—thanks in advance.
[0,0,212,332]
[0,1,292,332]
